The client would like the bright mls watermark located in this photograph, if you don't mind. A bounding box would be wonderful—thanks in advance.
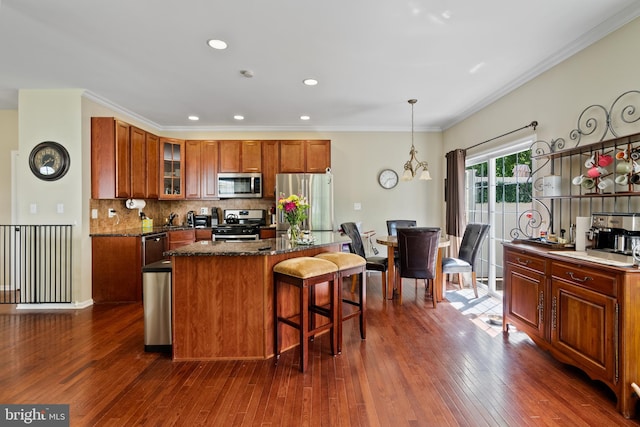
[0,405,69,426]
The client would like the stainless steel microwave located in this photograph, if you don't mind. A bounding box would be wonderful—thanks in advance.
[217,173,262,198]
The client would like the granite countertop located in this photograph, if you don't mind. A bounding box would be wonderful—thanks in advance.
[165,231,350,256]
[91,225,277,237]
[90,226,201,237]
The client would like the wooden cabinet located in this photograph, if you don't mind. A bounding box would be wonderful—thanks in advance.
[91,117,131,199]
[219,140,262,172]
[185,140,202,199]
[159,138,184,199]
[145,133,159,199]
[504,248,547,341]
[91,236,142,302]
[279,140,330,173]
[503,243,640,418]
[185,140,219,199]
[195,228,212,241]
[167,229,195,250]
[91,117,158,199]
[261,140,279,199]
[130,126,147,198]
[259,227,276,239]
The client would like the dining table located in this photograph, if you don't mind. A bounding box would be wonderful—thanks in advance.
[375,235,451,301]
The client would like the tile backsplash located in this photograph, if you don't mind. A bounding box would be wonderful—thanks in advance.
[90,198,276,234]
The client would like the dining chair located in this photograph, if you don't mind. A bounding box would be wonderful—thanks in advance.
[386,220,417,236]
[395,227,441,306]
[340,222,388,298]
[441,223,490,298]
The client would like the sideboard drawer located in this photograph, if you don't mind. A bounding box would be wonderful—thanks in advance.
[551,261,617,297]
[506,250,546,273]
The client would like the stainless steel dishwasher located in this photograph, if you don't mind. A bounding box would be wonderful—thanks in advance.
[142,259,172,352]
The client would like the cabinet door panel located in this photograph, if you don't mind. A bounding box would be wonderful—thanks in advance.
[262,140,278,199]
[551,278,616,381]
[242,140,262,172]
[306,140,331,172]
[185,140,201,199]
[115,120,131,198]
[219,140,241,172]
[130,126,146,198]
[279,141,305,173]
[202,140,219,198]
[505,263,545,339]
[145,133,159,199]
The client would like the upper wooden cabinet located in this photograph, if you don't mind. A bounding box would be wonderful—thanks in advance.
[185,140,219,199]
[261,140,279,199]
[219,140,262,172]
[91,117,159,200]
[159,138,185,200]
[279,140,331,173]
[145,133,160,199]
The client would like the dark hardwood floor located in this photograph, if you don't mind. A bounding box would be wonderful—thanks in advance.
[0,276,638,426]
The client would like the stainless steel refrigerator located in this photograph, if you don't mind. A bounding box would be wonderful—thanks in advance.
[275,173,334,232]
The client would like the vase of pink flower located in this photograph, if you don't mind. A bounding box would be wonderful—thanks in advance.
[277,193,309,243]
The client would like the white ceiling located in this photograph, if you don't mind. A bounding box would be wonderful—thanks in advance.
[1,0,640,132]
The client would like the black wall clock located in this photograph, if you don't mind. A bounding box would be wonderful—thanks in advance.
[29,141,71,181]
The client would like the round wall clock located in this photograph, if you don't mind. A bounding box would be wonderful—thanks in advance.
[28,141,71,181]
[378,169,398,189]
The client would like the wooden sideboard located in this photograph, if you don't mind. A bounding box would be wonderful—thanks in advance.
[503,242,640,418]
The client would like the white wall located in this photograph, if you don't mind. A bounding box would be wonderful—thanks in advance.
[443,17,640,155]
[0,110,18,223]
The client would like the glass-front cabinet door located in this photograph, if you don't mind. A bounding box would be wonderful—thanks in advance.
[159,138,184,199]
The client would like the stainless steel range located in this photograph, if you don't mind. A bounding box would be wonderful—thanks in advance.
[212,209,266,241]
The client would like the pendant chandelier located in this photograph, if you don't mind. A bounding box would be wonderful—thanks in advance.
[402,99,432,181]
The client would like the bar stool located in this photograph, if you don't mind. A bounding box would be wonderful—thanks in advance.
[314,252,366,352]
[273,256,339,372]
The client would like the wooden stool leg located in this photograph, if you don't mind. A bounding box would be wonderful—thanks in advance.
[359,270,366,340]
[330,276,338,356]
[337,274,344,353]
[300,285,309,372]
[274,279,280,361]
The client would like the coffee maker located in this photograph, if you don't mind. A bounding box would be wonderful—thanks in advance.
[588,212,640,264]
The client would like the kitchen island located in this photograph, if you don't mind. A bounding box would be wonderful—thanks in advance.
[166,232,350,361]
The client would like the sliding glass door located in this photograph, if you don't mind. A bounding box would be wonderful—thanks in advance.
[465,138,533,297]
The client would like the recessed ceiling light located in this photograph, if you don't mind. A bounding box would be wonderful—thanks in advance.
[300,115,310,121]
[234,115,244,120]
[303,79,318,86]
[207,39,228,50]
[188,115,199,121]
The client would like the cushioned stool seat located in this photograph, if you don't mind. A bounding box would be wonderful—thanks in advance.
[273,257,339,372]
[315,252,367,351]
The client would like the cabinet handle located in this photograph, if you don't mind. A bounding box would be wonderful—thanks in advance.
[516,258,531,266]
[566,271,593,282]
[537,290,544,327]
[551,295,557,330]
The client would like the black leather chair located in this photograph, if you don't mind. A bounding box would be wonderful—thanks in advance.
[395,227,441,306]
[386,220,417,236]
[442,223,490,298]
[340,222,388,298]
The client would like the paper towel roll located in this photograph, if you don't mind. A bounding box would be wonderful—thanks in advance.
[575,216,591,252]
[125,199,146,210]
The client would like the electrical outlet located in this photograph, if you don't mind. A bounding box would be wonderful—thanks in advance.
[108,208,116,218]
[91,209,98,219]
[200,207,208,215]
[354,202,362,211]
